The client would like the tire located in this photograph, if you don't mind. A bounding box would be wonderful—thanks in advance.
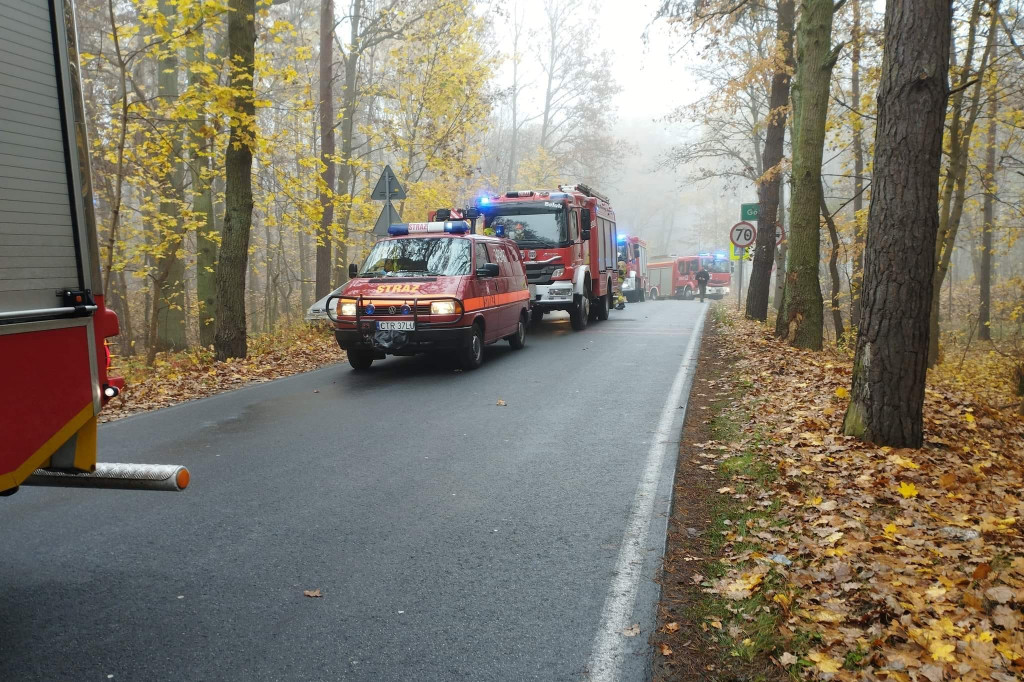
[595,285,610,321]
[347,349,374,370]
[570,282,590,331]
[649,288,658,301]
[459,322,485,370]
[507,313,527,350]
[639,288,646,302]
[530,308,545,326]
[683,285,693,300]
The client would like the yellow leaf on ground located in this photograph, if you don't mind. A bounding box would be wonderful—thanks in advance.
[898,481,919,498]
[808,651,842,673]
[835,386,849,399]
[659,642,673,656]
[929,639,956,662]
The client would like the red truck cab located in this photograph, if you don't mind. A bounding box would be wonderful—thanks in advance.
[617,235,650,302]
[477,184,619,330]
[328,221,530,370]
[649,254,732,300]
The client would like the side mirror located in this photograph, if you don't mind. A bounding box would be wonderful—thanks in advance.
[476,263,499,277]
[580,209,591,241]
[581,228,591,240]
[348,263,358,279]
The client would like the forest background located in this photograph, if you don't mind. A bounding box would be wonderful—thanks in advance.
[73,0,1023,375]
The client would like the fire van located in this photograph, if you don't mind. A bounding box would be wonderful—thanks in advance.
[617,234,650,302]
[476,184,618,330]
[1,0,188,496]
[649,254,732,300]
[328,221,530,370]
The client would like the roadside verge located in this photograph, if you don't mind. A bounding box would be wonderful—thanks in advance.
[653,305,1024,681]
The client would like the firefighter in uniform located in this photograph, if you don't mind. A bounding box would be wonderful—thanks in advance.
[696,265,710,303]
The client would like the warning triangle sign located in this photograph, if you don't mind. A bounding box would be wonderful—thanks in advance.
[370,164,406,201]
[373,201,402,235]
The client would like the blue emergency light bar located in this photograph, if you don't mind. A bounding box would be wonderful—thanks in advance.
[617,234,627,243]
[388,221,470,236]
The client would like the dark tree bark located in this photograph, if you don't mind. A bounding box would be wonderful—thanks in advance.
[850,0,865,329]
[979,53,997,341]
[745,0,795,322]
[315,0,335,299]
[843,0,952,447]
[333,0,363,286]
[774,0,837,349]
[213,0,257,361]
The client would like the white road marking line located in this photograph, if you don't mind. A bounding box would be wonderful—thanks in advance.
[586,307,707,681]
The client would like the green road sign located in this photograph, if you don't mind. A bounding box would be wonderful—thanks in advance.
[740,203,759,221]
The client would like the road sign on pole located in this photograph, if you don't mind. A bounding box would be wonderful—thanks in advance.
[730,221,756,248]
[776,225,786,246]
[371,165,406,235]
[729,242,751,261]
[370,164,406,201]
[740,203,759,221]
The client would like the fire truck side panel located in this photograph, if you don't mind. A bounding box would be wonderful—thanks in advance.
[0,320,98,490]
[0,0,118,494]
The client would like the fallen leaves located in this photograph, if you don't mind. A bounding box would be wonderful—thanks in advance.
[622,623,640,637]
[682,311,1024,682]
[496,399,507,406]
[659,642,673,657]
[103,325,341,422]
[303,589,322,598]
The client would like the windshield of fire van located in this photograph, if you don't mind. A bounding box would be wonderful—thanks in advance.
[701,258,731,274]
[358,237,471,277]
[486,207,567,247]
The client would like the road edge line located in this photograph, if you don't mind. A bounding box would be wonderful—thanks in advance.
[586,306,708,681]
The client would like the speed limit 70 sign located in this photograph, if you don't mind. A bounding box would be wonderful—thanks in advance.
[730,221,756,248]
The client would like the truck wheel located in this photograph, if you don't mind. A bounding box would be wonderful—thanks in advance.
[683,285,693,300]
[459,322,485,370]
[530,308,545,326]
[507,313,527,350]
[570,283,590,331]
[348,349,374,370]
[639,288,646,302]
[649,288,658,301]
[595,287,610,321]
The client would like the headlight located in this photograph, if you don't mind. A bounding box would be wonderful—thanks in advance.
[338,300,357,316]
[551,267,565,278]
[431,300,458,315]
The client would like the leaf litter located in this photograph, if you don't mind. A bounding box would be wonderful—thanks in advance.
[682,312,1024,680]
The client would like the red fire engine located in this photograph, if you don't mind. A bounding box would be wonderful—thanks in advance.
[649,254,732,300]
[617,234,650,302]
[476,184,619,330]
[1,0,188,496]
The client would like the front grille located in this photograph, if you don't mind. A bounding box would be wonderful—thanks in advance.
[525,262,557,285]
[358,304,431,316]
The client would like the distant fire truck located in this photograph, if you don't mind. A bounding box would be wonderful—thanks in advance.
[617,234,650,302]
[649,254,732,300]
[476,184,619,330]
[1,0,188,496]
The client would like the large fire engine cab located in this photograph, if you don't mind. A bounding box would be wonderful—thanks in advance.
[477,184,618,330]
[1,0,188,496]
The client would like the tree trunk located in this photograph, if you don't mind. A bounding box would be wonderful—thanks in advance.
[746,0,795,321]
[315,0,335,300]
[928,0,995,366]
[774,0,835,350]
[154,0,186,352]
[844,0,952,447]
[850,0,865,329]
[333,0,363,286]
[773,182,788,310]
[213,0,257,361]
[188,23,217,349]
[979,62,996,341]
[821,183,844,341]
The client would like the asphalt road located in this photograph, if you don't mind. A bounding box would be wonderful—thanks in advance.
[1,300,707,682]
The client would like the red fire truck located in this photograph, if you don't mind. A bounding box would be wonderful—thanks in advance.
[476,184,619,330]
[617,234,650,302]
[649,254,732,300]
[1,0,188,497]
